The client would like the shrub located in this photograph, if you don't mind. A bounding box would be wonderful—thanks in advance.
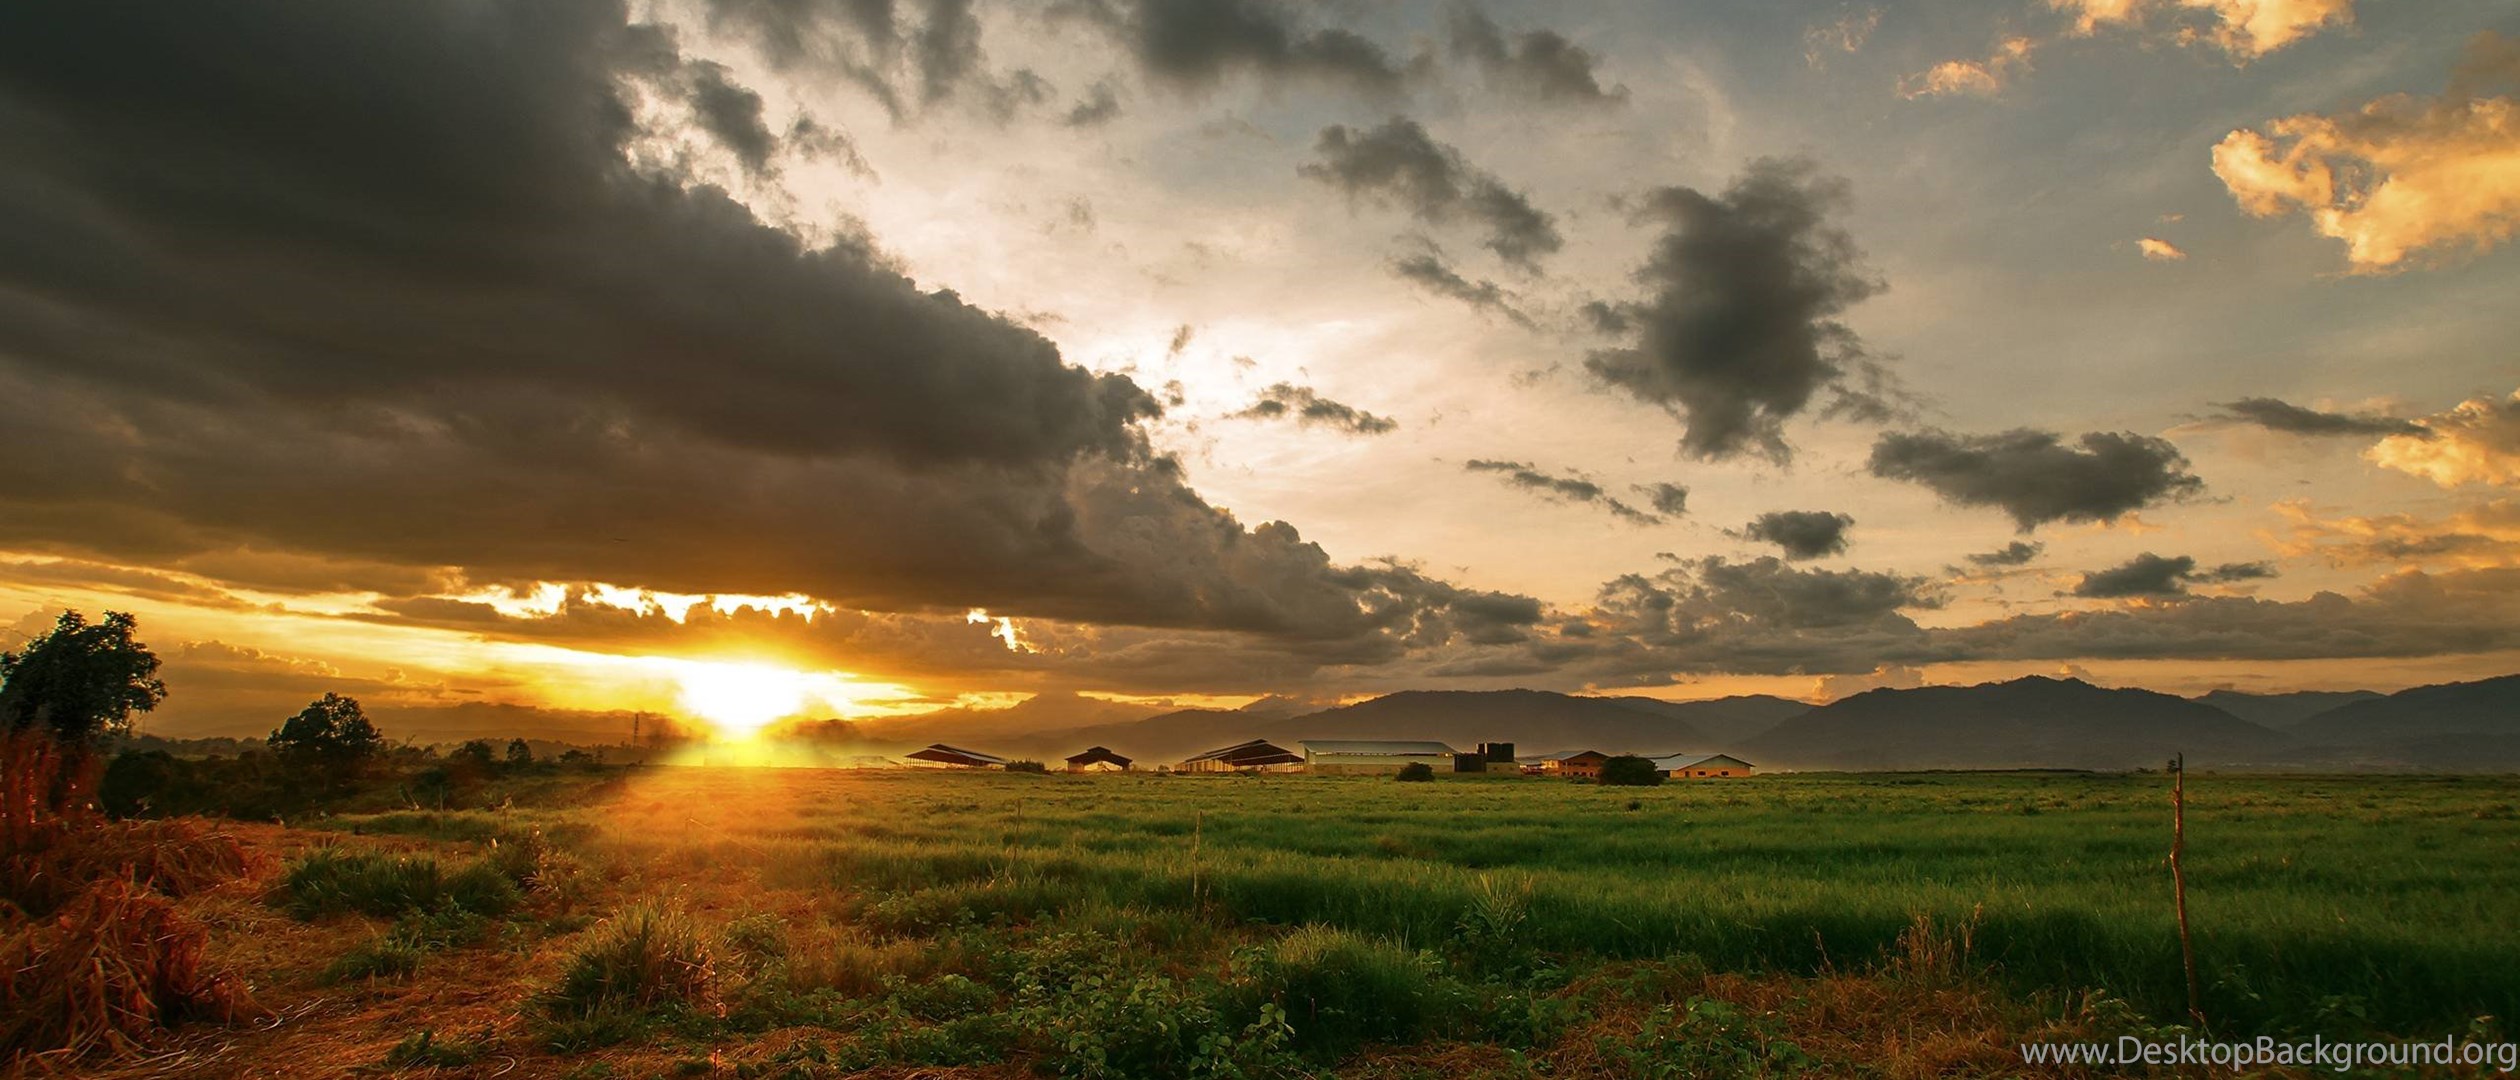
[1394,763,1435,783]
[279,849,520,920]
[1249,926,1439,1057]
[1598,756,1665,787]
[546,901,715,1020]
[1005,760,1048,774]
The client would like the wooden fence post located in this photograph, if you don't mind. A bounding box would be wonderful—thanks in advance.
[2171,753,2205,1028]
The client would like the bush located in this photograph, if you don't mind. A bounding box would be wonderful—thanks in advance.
[1394,762,1435,782]
[545,901,715,1020]
[279,849,521,920]
[1598,755,1665,787]
[1249,926,1439,1057]
[1005,760,1048,774]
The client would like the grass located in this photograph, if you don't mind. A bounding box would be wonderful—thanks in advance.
[63,767,2520,1077]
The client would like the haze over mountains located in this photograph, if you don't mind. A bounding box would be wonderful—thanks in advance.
[793,673,2520,772]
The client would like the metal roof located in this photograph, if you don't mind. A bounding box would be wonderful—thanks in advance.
[1065,745,1132,765]
[907,743,1008,765]
[1181,738,1298,763]
[1647,753,1754,771]
[1299,739,1460,756]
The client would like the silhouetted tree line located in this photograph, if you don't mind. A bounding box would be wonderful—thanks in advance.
[2,610,622,823]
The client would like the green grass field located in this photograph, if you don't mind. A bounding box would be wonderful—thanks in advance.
[154,767,2520,1077]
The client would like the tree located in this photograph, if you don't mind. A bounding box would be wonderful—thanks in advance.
[505,738,534,767]
[267,693,384,775]
[0,610,166,746]
[1598,755,1665,787]
[1395,762,1436,782]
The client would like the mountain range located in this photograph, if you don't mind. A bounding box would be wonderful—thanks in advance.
[789,673,2520,772]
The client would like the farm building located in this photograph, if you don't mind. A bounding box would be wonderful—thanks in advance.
[1064,746,1132,772]
[905,743,1008,768]
[1649,753,1755,779]
[1177,739,1305,773]
[1522,749,1609,779]
[1300,740,1461,775]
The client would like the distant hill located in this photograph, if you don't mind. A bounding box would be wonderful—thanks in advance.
[978,689,1746,765]
[845,691,1167,750]
[2288,675,2520,746]
[1740,676,2290,770]
[2191,689,2384,730]
[1604,694,1812,747]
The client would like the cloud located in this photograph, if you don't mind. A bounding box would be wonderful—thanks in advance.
[2269,497,2520,569]
[2214,397,2427,437]
[1064,78,1125,126]
[1900,36,2035,99]
[1464,461,1662,525]
[1740,510,1855,560]
[1816,661,1924,700]
[0,1,1537,674]
[1967,541,2047,567]
[1635,482,1691,517]
[1065,0,1409,99]
[1446,3,1626,106]
[685,61,780,175]
[1583,158,1891,462]
[2072,552,2276,598]
[2366,389,2520,487]
[1229,383,1398,435]
[2137,237,2188,260]
[1302,118,1562,269]
[2053,0,2354,60]
[1804,8,1882,68]
[1944,566,2520,663]
[702,0,1045,119]
[2213,32,2520,272]
[1388,249,1534,327]
[1868,429,2207,530]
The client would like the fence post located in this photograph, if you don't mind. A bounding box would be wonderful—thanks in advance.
[2171,753,2205,1028]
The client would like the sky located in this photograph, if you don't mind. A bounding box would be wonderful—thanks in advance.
[1,0,2517,740]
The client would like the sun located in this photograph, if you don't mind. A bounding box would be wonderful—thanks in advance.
[671,661,819,738]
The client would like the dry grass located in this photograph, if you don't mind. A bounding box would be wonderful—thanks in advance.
[0,878,257,1069]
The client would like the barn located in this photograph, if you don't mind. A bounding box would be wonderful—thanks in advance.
[1648,753,1755,779]
[1523,749,1609,779]
[1299,739,1461,775]
[1064,746,1132,772]
[1177,739,1305,773]
[905,743,1008,768]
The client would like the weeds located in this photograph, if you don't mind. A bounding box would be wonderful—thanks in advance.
[545,900,715,1022]
[278,848,521,920]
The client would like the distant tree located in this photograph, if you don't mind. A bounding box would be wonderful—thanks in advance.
[0,610,166,746]
[1004,760,1048,774]
[268,693,385,775]
[1598,756,1664,787]
[1395,762,1436,782]
[505,738,534,767]
[449,739,498,771]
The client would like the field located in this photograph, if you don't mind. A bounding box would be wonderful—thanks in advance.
[75,767,2520,1078]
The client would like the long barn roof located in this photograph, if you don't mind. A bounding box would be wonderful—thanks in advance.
[1299,739,1459,756]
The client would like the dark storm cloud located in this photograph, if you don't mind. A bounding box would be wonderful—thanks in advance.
[702,0,1040,119]
[1740,510,1854,560]
[2214,397,2430,438]
[1388,250,1534,327]
[1944,568,2520,663]
[1464,461,1661,524]
[1636,482,1690,517]
[1059,0,1409,99]
[1446,3,1626,106]
[1303,118,1562,269]
[1230,383,1398,435]
[1868,429,2206,530]
[1583,157,1892,462]
[0,1,1536,661]
[1965,540,2045,567]
[1064,79,1125,126]
[687,61,780,175]
[2072,553,2279,598]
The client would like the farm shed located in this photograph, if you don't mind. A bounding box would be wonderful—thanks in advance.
[1648,753,1755,779]
[1177,739,1305,773]
[1064,746,1133,772]
[1300,740,1461,776]
[905,743,1009,769]
[1523,749,1609,779]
